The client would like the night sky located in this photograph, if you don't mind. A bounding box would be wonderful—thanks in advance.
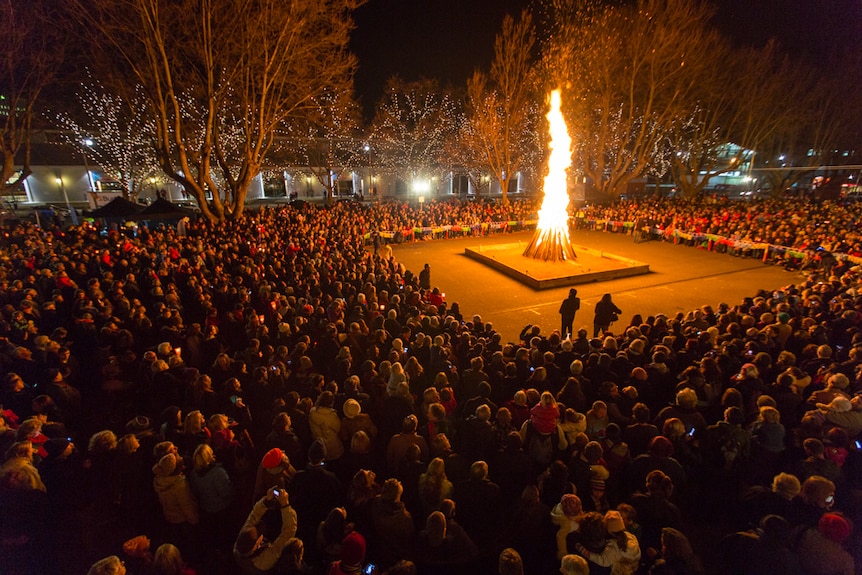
[349,0,862,114]
[350,0,530,112]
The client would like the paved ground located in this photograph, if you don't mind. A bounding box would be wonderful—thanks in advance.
[391,229,801,342]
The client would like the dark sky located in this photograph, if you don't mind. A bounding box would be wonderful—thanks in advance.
[350,0,530,112]
[350,0,862,114]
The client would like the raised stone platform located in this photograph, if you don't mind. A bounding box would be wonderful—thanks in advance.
[464,241,650,290]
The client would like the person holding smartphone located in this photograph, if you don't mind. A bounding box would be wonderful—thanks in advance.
[326,531,370,575]
[233,487,297,573]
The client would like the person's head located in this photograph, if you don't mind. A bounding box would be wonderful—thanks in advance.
[425,511,447,546]
[560,493,582,519]
[280,537,304,569]
[308,438,327,463]
[759,405,781,424]
[208,413,229,432]
[339,531,367,568]
[771,472,801,500]
[800,475,836,509]
[803,437,825,458]
[631,402,650,423]
[661,528,694,559]
[724,406,745,425]
[590,400,607,417]
[15,418,42,440]
[426,457,446,478]
[88,430,118,454]
[193,443,216,471]
[350,430,371,454]
[645,470,674,499]
[183,410,206,434]
[675,388,698,409]
[152,543,184,575]
[578,511,609,547]
[560,554,589,575]
[818,513,853,545]
[381,478,403,502]
[402,414,419,434]
[87,555,126,575]
[662,418,686,440]
[7,440,34,460]
[498,548,524,575]
[316,391,335,409]
[271,411,292,432]
[431,433,451,456]
[470,460,489,480]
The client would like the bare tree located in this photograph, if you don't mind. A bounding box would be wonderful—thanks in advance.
[370,77,458,195]
[53,79,160,202]
[751,51,862,197]
[460,10,540,206]
[70,0,362,222]
[0,0,62,194]
[546,0,720,198]
[284,89,364,203]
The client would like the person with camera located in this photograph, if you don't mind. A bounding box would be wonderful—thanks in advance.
[233,487,297,574]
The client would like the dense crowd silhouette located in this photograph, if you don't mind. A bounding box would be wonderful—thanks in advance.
[1,195,861,575]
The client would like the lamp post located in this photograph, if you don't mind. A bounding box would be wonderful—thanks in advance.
[56,173,70,209]
[55,173,78,226]
[81,138,94,195]
[364,144,376,201]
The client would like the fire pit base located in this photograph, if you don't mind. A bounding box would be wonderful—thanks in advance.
[465,242,650,290]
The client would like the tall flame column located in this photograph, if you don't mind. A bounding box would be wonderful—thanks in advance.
[523,89,577,262]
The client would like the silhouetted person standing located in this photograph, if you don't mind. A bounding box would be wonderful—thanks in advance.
[593,293,622,337]
[559,289,581,338]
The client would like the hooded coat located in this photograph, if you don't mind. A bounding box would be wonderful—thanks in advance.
[153,472,199,524]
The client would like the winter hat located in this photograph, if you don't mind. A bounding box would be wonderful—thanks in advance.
[817,397,852,413]
[590,465,610,491]
[308,438,327,463]
[126,416,153,436]
[152,453,178,476]
[340,531,366,566]
[561,494,582,518]
[262,448,285,469]
[583,441,604,464]
[818,513,852,544]
[604,510,626,533]
[777,312,790,324]
[343,399,361,419]
[44,437,70,459]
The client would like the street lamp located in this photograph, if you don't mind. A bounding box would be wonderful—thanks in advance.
[81,138,94,194]
[364,144,376,200]
[55,173,79,225]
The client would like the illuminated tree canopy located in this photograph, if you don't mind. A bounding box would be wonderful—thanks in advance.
[68,0,363,221]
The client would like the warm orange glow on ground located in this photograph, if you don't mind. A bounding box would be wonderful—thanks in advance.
[523,89,576,261]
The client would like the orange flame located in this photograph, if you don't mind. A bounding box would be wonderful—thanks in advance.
[523,89,576,261]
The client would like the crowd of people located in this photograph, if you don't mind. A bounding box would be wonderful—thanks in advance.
[0,194,861,575]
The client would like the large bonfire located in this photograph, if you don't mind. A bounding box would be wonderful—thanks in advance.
[523,89,576,262]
